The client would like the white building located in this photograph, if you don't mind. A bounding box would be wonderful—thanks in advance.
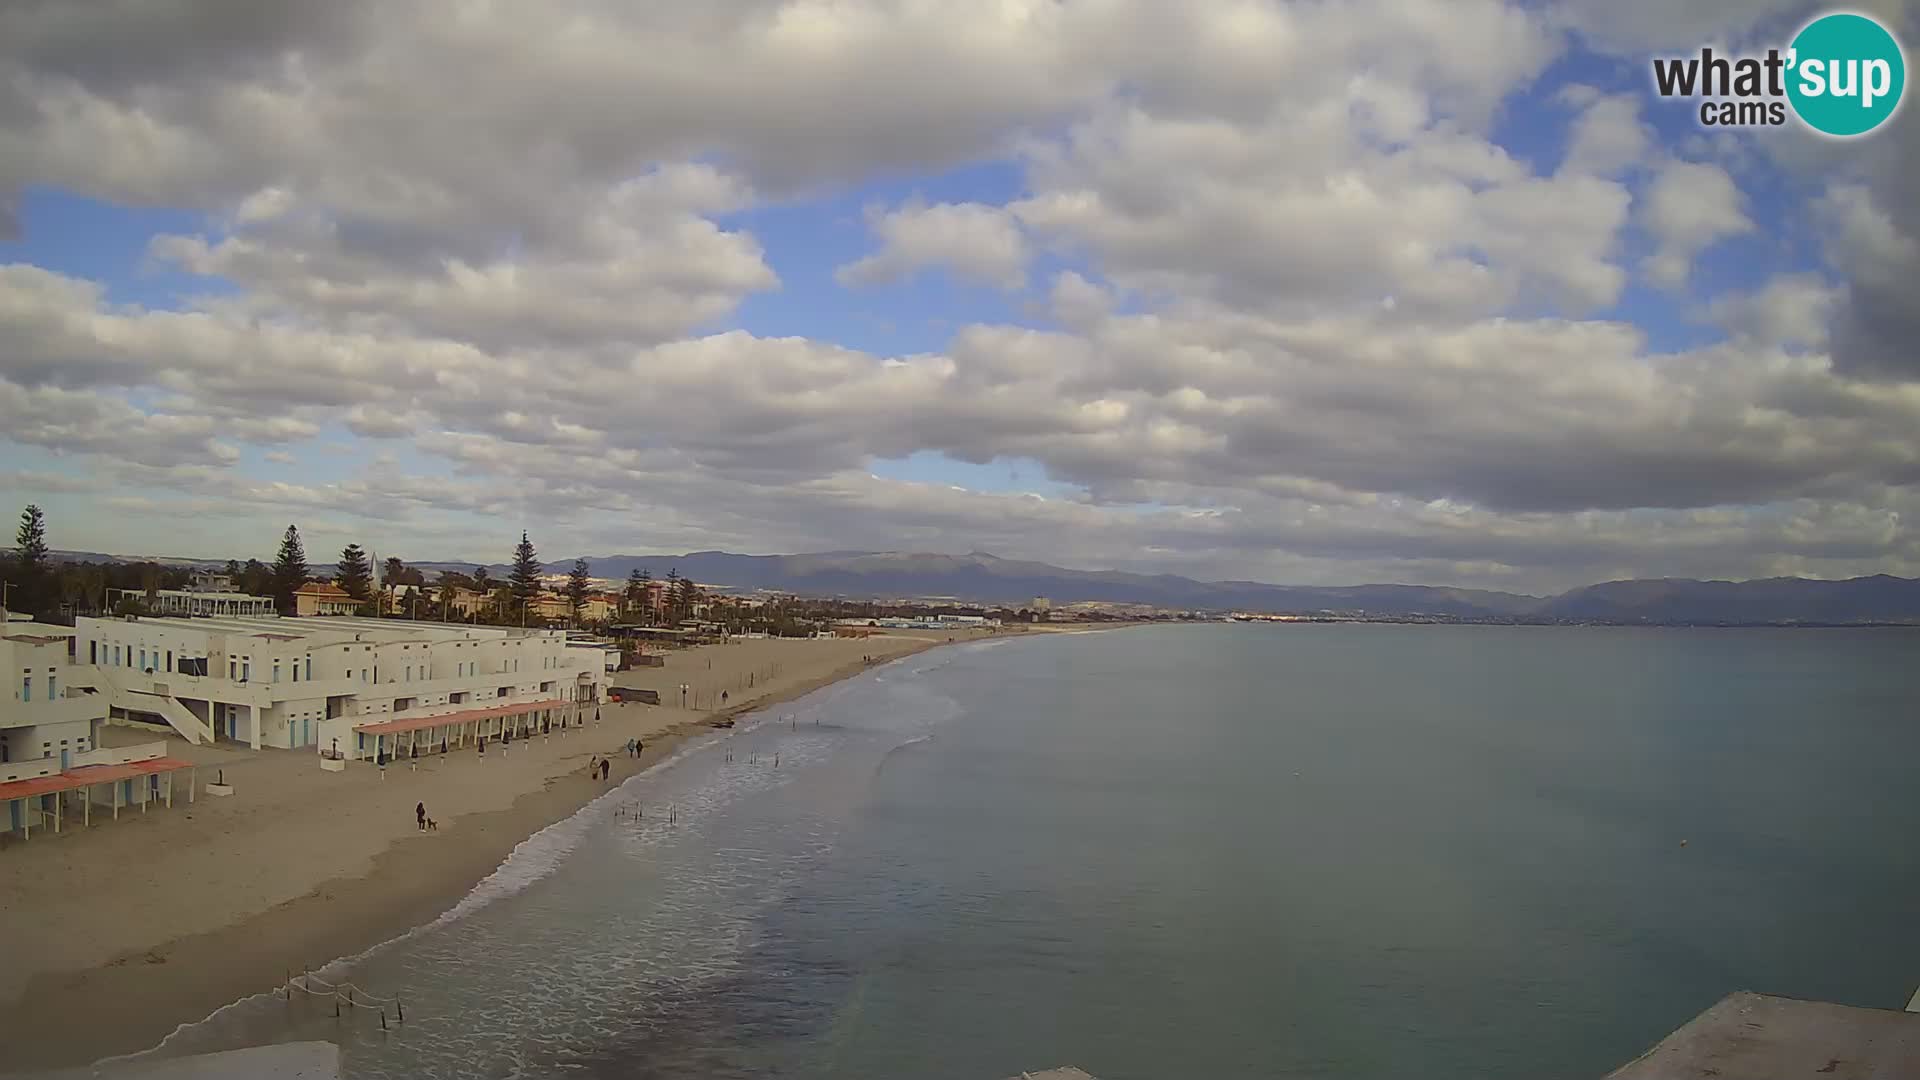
[70,614,606,759]
[2,618,106,776]
[107,585,277,618]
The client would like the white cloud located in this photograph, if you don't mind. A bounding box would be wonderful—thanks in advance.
[1558,93,1651,177]
[1641,160,1755,289]
[838,201,1029,289]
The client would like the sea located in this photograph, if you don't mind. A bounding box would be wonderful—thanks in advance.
[124,624,1920,1079]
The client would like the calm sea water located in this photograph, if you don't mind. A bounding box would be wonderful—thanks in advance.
[136,625,1920,1079]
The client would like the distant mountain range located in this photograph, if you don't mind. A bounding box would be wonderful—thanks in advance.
[30,547,1920,625]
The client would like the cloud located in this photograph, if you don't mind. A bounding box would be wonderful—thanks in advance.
[838,201,1028,289]
[1558,92,1652,177]
[0,0,1916,591]
[1641,160,1755,289]
[1705,274,1838,348]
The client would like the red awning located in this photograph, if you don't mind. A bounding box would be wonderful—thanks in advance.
[353,698,566,738]
[0,756,194,802]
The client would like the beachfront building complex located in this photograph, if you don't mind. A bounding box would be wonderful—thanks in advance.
[3,614,197,841]
[68,615,608,756]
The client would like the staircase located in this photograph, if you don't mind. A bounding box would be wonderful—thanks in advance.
[88,667,213,745]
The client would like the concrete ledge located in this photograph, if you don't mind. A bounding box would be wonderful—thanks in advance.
[1605,991,1920,1079]
[318,757,346,772]
[203,783,234,797]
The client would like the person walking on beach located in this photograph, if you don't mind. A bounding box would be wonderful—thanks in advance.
[416,802,426,831]
[602,758,611,781]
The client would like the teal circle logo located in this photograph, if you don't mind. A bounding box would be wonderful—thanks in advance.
[1787,12,1906,137]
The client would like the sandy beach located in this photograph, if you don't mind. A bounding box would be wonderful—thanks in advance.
[0,628,1006,1073]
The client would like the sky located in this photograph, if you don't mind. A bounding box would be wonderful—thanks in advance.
[1,0,1917,594]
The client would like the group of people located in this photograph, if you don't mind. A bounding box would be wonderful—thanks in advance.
[587,738,650,782]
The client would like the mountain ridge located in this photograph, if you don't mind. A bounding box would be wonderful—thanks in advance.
[25,547,1920,624]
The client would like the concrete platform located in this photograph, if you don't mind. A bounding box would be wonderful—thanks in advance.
[1605,992,1920,1079]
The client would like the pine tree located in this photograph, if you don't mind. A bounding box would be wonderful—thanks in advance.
[12,505,50,615]
[566,558,593,620]
[509,532,542,621]
[336,544,373,602]
[271,525,309,615]
[664,568,680,623]
[675,575,699,622]
[624,568,646,620]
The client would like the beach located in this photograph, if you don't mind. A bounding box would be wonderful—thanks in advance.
[0,628,999,1073]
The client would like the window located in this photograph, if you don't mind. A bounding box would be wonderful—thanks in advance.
[166,650,173,672]
[114,645,122,666]
[229,658,238,680]
[48,675,56,699]
[305,657,312,681]
[273,660,282,683]
[242,659,251,682]
[20,677,29,702]
[139,648,147,670]
[405,666,412,681]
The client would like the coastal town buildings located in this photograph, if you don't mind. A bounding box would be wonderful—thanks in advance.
[294,582,360,617]
[68,614,607,757]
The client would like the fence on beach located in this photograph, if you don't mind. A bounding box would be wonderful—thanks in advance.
[285,968,407,1030]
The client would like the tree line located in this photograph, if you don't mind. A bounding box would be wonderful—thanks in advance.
[2,505,705,630]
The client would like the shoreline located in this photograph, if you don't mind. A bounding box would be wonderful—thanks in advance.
[0,632,978,1074]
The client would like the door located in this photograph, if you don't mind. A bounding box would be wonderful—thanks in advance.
[60,748,69,769]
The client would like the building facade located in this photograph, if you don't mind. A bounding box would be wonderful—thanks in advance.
[2,618,106,778]
[70,614,605,753]
[294,582,359,617]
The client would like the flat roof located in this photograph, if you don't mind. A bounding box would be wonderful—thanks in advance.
[353,698,567,738]
[0,756,194,802]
